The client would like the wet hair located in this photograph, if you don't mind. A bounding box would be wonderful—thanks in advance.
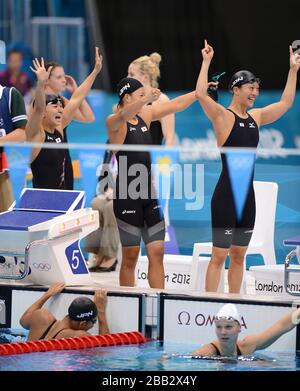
[131,52,162,88]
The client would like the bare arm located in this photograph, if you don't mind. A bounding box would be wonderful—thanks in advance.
[0,127,26,143]
[25,58,52,141]
[19,283,65,329]
[61,47,102,129]
[242,307,300,353]
[195,40,226,122]
[94,289,109,334]
[64,76,95,123]
[155,94,175,146]
[251,46,300,126]
[151,91,196,121]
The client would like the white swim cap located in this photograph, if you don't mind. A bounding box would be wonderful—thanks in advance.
[216,304,241,324]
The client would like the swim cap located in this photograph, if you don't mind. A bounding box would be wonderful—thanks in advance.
[68,297,98,321]
[215,304,241,324]
[229,70,260,90]
[117,77,143,100]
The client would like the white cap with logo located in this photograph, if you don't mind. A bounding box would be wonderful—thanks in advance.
[216,303,241,324]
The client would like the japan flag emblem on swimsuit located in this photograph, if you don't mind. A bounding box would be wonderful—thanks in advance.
[141,126,148,132]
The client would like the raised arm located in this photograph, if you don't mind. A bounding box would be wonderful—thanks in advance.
[251,46,300,126]
[157,94,175,146]
[106,89,160,132]
[242,307,300,353]
[151,91,196,121]
[195,40,226,122]
[25,58,52,141]
[19,283,65,329]
[64,75,95,123]
[61,47,102,129]
[94,289,109,334]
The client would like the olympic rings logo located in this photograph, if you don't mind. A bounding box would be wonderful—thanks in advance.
[33,263,51,271]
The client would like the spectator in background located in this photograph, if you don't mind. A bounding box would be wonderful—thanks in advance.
[0,83,27,212]
[84,143,119,273]
[0,50,33,103]
[20,283,109,340]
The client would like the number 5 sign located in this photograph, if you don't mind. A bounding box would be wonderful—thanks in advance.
[65,241,88,275]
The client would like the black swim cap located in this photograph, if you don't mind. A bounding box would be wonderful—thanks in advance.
[68,297,98,321]
[117,77,143,100]
[229,70,260,90]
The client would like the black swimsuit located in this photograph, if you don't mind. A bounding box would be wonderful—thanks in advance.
[113,115,165,247]
[210,342,242,356]
[211,109,259,248]
[38,320,68,340]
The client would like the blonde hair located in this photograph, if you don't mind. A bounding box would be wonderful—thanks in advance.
[132,52,162,88]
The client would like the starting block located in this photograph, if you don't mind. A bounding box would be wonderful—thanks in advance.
[0,188,99,286]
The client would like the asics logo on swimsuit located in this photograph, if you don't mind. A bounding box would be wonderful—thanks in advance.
[0,118,4,126]
[129,126,136,132]
[119,83,130,96]
[231,76,243,87]
[122,209,136,214]
[244,230,253,234]
[76,310,94,319]
[224,229,233,235]
[249,123,256,128]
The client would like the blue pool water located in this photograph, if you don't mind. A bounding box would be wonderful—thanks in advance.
[0,330,299,371]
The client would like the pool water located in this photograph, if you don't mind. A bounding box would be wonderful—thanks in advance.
[0,330,299,371]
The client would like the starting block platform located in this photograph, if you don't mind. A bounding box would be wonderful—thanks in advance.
[0,188,99,286]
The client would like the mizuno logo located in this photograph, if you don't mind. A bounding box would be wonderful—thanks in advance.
[225,229,233,235]
[249,123,256,128]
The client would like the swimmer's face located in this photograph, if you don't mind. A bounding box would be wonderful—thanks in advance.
[123,87,145,113]
[215,319,241,343]
[47,66,67,94]
[128,63,148,85]
[44,101,64,127]
[233,82,260,107]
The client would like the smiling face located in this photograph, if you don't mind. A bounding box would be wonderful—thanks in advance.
[121,86,145,114]
[233,81,260,108]
[46,66,67,94]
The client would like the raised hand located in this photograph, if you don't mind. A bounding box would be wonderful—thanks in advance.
[45,282,66,297]
[94,289,107,311]
[93,47,103,74]
[289,45,300,71]
[30,57,52,83]
[202,39,214,62]
[65,75,78,93]
[146,88,161,103]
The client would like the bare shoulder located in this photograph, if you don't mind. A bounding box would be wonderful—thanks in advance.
[248,108,261,125]
[59,329,89,339]
[156,93,170,103]
[31,308,54,325]
[238,336,256,355]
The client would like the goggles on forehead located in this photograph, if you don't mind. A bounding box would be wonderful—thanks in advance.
[214,316,240,324]
[46,95,64,107]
